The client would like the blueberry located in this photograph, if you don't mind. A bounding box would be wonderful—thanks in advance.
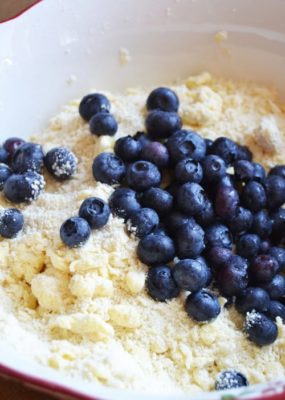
[268,247,285,270]
[164,212,194,235]
[127,208,159,237]
[0,146,9,164]
[4,171,45,203]
[217,255,248,296]
[205,138,213,154]
[146,265,180,301]
[141,188,173,216]
[11,142,44,173]
[174,158,203,184]
[177,182,207,215]
[185,289,221,322]
[145,110,182,140]
[79,197,110,229]
[253,163,266,183]
[206,246,233,270]
[195,199,215,228]
[241,181,267,212]
[271,208,285,241]
[92,152,126,185]
[203,155,227,182]
[114,136,142,162]
[89,112,118,136]
[44,147,77,180]
[79,93,110,121]
[260,240,271,254]
[260,275,285,300]
[166,129,206,163]
[205,224,233,249]
[251,210,272,239]
[266,301,285,322]
[0,164,12,190]
[0,208,24,238]
[236,234,261,260]
[146,87,179,112]
[60,217,91,248]
[3,137,25,158]
[215,183,239,220]
[226,206,253,235]
[269,165,285,180]
[234,160,254,182]
[235,287,270,314]
[265,175,285,209]
[133,131,152,147]
[244,311,278,346]
[173,258,209,292]
[175,221,205,259]
[215,370,248,391]
[250,254,279,283]
[126,161,161,191]
[210,137,238,165]
[109,188,140,221]
[137,233,175,265]
[141,141,170,168]
[236,144,253,161]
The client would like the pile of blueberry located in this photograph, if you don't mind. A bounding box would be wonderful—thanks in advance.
[76,87,285,360]
[0,137,77,238]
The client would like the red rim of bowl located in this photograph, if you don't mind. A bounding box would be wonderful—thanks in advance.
[0,0,42,24]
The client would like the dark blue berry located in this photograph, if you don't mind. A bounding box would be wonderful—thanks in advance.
[260,274,285,300]
[177,182,207,215]
[235,287,270,314]
[137,233,175,265]
[236,234,261,260]
[266,301,285,322]
[269,165,285,180]
[210,137,238,165]
[244,311,278,346]
[173,258,209,292]
[141,141,170,168]
[251,210,272,239]
[4,171,45,203]
[79,93,110,121]
[3,137,25,157]
[11,143,44,173]
[141,187,173,216]
[60,217,91,248]
[92,152,126,185]
[164,212,194,235]
[166,129,206,163]
[195,199,215,228]
[205,138,213,154]
[268,247,285,270]
[174,158,203,184]
[185,289,221,322]
[253,163,266,183]
[126,161,161,191]
[133,131,152,147]
[44,147,77,180]
[260,239,271,254]
[265,175,285,209]
[175,221,205,259]
[114,136,142,162]
[145,110,182,139]
[127,208,159,238]
[0,208,24,238]
[203,155,227,182]
[205,224,233,249]
[206,246,232,270]
[271,208,285,241]
[250,254,279,283]
[215,183,239,220]
[234,160,264,182]
[89,112,118,136]
[227,206,253,235]
[0,164,12,190]
[146,265,180,302]
[241,181,266,212]
[0,146,9,164]
[217,255,248,296]
[236,144,253,161]
[109,188,140,221]
[215,370,248,390]
[79,197,110,229]
[146,87,179,112]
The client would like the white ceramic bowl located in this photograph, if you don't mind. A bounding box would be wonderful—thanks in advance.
[0,1,285,399]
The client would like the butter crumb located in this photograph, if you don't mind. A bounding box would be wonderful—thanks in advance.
[119,48,132,66]
[254,115,283,154]
[214,30,228,43]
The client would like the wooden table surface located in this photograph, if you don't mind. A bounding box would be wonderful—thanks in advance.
[0,1,61,398]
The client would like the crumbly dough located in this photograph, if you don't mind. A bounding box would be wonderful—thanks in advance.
[0,73,285,394]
